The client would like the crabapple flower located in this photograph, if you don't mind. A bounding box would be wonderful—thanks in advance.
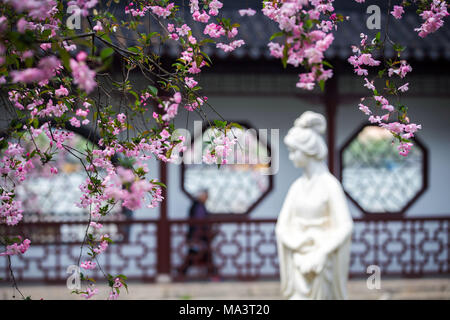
[81,286,98,299]
[216,40,245,53]
[391,6,404,19]
[90,221,103,229]
[0,238,31,256]
[184,77,198,88]
[239,8,256,16]
[358,103,371,115]
[398,83,409,92]
[69,51,97,94]
[80,260,97,270]
[55,85,69,97]
[93,21,103,32]
[414,0,449,37]
[363,78,375,90]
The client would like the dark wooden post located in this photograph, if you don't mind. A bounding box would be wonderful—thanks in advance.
[156,161,171,281]
[324,72,338,176]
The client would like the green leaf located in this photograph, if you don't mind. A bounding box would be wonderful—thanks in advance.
[229,122,243,130]
[269,31,284,41]
[127,46,141,54]
[147,85,158,96]
[152,181,167,188]
[100,47,114,60]
[319,80,325,92]
[213,120,227,128]
[322,60,333,69]
[305,19,313,30]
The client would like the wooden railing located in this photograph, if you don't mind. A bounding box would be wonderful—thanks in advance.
[1,216,448,282]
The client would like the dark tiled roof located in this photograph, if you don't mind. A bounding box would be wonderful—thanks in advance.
[107,7,450,61]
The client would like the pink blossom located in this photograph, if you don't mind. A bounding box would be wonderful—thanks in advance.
[76,109,89,117]
[93,21,103,32]
[405,123,422,133]
[81,286,98,299]
[69,117,81,128]
[382,104,395,112]
[188,36,197,44]
[208,0,223,16]
[176,24,191,36]
[203,23,225,38]
[80,260,97,270]
[267,42,284,59]
[358,103,371,115]
[192,10,210,23]
[185,77,198,88]
[55,85,69,97]
[11,68,45,83]
[398,142,413,156]
[358,53,381,66]
[391,6,404,19]
[414,0,449,37]
[17,18,28,33]
[0,238,31,256]
[363,78,375,90]
[117,113,126,123]
[150,3,174,18]
[239,8,256,16]
[368,115,381,123]
[173,92,182,104]
[70,52,97,93]
[90,221,103,229]
[216,40,245,53]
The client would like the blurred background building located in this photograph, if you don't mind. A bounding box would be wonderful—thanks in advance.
[1,0,449,284]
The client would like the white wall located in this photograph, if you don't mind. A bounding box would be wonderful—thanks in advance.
[164,95,450,220]
[167,95,325,219]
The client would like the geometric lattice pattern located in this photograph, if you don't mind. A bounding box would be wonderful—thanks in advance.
[342,125,425,214]
[171,220,278,279]
[184,165,270,214]
[2,217,447,282]
[0,221,158,282]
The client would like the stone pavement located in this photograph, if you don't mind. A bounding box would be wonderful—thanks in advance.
[0,278,449,300]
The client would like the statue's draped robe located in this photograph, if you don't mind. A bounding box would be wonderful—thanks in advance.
[276,172,353,300]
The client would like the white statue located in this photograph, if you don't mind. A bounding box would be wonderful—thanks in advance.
[276,111,353,300]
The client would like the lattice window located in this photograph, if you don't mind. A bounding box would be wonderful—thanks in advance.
[182,124,273,215]
[6,129,124,222]
[340,125,427,215]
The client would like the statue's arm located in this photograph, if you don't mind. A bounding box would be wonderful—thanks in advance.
[321,177,354,256]
[275,183,308,251]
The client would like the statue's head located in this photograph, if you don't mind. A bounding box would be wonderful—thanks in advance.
[284,111,328,168]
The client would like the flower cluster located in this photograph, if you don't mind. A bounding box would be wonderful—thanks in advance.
[262,0,344,91]
[0,237,31,256]
[202,126,238,165]
[415,0,449,37]
[70,52,97,94]
[349,32,421,156]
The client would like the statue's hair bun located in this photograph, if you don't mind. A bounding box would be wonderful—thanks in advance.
[294,111,326,135]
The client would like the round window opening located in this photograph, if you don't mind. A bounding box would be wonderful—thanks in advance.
[340,125,427,215]
[181,123,273,215]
